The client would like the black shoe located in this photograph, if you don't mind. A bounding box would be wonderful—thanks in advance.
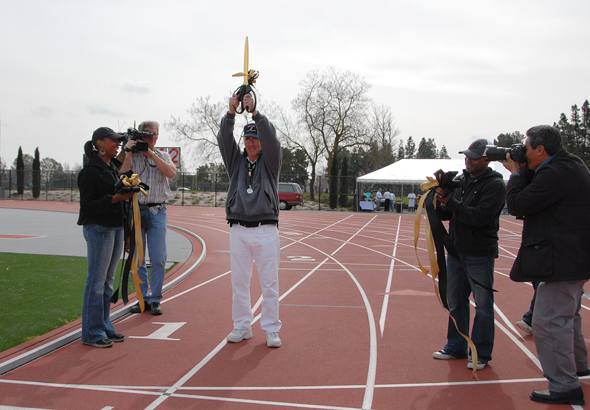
[107,333,126,343]
[130,302,147,314]
[530,387,585,405]
[150,302,163,315]
[82,338,114,348]
[578,368,590,377]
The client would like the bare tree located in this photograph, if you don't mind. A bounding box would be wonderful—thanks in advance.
[267,101,324,200]
[367,103,401,169]
[165,96,227,164]
[292,67,372,196]
[166,95,268,166]
[41,157,63,185]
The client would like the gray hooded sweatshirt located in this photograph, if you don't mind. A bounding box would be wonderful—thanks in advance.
[217,112,282,223]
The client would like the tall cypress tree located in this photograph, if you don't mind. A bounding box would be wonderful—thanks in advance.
[16,147,24,195]
[339,153,349,208]
[33,147,41,198]
[329,153,339,209]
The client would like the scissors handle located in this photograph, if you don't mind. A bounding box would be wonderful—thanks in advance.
[234,84,257,114]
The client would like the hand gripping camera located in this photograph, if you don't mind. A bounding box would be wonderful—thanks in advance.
[434,169,461,193]
[119,128,153,153]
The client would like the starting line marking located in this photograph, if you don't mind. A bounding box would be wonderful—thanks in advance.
[129,322,187,341]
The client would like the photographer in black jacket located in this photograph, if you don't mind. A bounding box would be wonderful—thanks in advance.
[432,139,506,370]
[503,125,590,406]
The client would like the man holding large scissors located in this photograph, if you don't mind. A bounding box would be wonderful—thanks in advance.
[217,93,282,348]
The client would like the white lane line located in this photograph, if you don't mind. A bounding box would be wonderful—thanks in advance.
[0,225,206,376]
[379,216,401,338]
[494,302,526,342]
[143,215,356,409]
[463,298,541,371]
[284,216,379,410]
[0,375,557,391]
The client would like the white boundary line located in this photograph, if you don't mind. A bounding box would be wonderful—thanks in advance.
[0,224,206,376]
[379,215,401,337]
[143,215,358,409]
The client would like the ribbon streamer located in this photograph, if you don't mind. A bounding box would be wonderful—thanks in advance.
[111,174,148,312]
[414,177,479,375]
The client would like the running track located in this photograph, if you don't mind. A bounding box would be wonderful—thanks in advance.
[0,200,589,410]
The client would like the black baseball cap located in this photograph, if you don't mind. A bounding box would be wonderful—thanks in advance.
[459,139,488,159]
[243,123,258,139]
[92,127,124,145]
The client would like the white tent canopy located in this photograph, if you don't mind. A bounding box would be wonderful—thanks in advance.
[357,159,512,184]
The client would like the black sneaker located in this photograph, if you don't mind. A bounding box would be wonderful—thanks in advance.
[432,349,466,360]
[107,333,126,343]
[83,338,114,348]
[130,302,147,314]
[150,302,163,315]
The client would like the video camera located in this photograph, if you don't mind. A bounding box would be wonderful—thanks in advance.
[119,128,153,153]
[483,144,526,163]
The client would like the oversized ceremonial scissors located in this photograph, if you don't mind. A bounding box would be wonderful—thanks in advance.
[232,36,259,114]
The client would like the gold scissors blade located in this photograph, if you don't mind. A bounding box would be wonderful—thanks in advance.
[242,36,249,85]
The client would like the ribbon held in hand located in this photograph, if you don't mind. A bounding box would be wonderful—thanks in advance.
[111,173,149,312]
[413,170,480,375]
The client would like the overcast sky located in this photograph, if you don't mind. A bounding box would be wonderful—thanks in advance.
[1,0,589,171]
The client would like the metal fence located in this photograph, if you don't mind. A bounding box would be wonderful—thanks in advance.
[0,169,418,211]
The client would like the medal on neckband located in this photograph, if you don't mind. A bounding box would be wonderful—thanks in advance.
[247,159,256,195]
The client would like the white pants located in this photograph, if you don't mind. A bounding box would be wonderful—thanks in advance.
[230,224,282,334]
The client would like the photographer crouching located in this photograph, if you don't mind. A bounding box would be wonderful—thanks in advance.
[119,121,176,315]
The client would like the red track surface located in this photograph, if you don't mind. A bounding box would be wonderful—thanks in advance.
[1,200,589,409]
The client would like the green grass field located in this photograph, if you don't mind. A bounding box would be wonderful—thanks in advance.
[0,253,151,352]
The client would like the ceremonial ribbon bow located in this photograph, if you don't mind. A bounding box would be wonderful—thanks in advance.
[232,36,259,114]
[110,173,149,312]
[413,175,480,375]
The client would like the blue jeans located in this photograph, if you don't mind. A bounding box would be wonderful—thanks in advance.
[82,224,124,343]
[444,253,495,362]
[137,206,167,304]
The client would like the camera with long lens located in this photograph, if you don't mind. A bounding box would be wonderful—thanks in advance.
[483,144,526,163]
[119,128,153,153]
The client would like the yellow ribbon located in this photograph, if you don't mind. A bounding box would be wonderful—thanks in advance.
[120,174,148,312]
[414,177,479,375]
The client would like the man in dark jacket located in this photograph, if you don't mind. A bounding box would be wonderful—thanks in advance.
[432,139,506,370]
[217,93,282,348]
[503,125,590,406]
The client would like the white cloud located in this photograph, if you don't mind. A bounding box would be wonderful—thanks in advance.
[0,0,589,167]
[119,80,153,94]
